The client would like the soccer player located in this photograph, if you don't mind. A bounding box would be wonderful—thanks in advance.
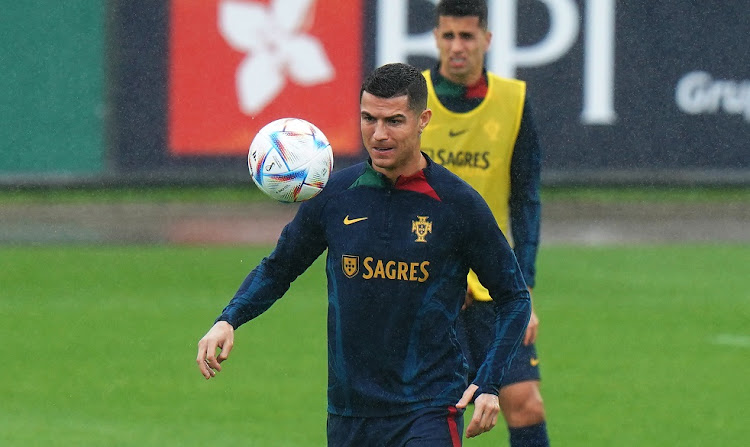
[420,1,550,446]
[196,62,531,445]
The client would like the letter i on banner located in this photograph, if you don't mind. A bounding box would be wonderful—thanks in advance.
[488,0,616,125]
[582,0,616,124]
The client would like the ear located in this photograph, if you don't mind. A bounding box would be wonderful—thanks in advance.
[419,108,432,133]
[484,29,493,50]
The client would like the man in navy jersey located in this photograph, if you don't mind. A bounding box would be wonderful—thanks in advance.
[197,62,531,446]
[421,1,549,446]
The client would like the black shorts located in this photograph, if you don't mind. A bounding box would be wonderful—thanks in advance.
[456,300,541,386]
[327,406,464,446]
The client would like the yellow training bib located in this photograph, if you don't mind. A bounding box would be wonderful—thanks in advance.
[422,70,525,301]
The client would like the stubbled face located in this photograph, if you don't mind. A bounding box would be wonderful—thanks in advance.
[360,91,431,182]
[434,15,492,85]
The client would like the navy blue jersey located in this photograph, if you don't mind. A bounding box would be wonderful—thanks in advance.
[217,155,531,417]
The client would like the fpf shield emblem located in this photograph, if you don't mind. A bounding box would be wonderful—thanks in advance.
[411,216,432,243]
[342,255,359,278]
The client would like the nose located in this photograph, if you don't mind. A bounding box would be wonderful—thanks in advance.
[373,121,388,141]
[449,37,464,53]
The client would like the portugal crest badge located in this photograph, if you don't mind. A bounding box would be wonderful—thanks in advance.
[411,216,432,243]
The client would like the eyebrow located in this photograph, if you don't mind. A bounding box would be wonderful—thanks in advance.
[440,30,475,38]
[361,111,407,121]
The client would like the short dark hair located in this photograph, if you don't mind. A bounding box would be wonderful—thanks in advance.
[360,63,428,113]
[435,0,488,29]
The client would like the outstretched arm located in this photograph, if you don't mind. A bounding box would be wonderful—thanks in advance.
[195,200,327,379]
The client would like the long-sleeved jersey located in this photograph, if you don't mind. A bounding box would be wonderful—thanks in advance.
[217,155,531,417]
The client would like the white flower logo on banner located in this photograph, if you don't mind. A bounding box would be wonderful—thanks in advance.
[219,0,334,115]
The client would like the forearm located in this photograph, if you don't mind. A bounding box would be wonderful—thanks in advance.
[216,259,292,328]
[218,219,325,328]
[510,202,540,287]
[472,295,531,395]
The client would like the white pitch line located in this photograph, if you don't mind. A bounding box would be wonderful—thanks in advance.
[711,334,750,348]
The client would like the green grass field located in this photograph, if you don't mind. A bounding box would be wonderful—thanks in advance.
[3,185,750,204]
[1,244,748,446]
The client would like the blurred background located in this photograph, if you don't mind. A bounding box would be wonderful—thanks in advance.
[1,0,747,187]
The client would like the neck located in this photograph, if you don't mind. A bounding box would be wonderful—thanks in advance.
[376,152,427,184]
[437,65,485,87]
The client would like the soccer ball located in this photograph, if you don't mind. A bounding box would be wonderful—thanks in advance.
[248,118,334,203]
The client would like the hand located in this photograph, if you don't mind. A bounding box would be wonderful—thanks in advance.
[523,287,538,345]
[456,384,500,438]
[524,309,539,346]
[196,321,235,379]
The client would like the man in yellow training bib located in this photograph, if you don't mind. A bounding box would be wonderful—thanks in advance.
[421,1,549,445]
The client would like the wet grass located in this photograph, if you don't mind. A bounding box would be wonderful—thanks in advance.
[0,186,267,204]
[1,185,749,204]
[540,186,750,203]
[1,244,748,446]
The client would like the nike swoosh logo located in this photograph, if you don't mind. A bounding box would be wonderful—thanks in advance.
[343,215,368,225]
[448,129,467,137]
[530,358,540,367]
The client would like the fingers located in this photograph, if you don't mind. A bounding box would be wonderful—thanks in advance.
[465,393,500,438]
[523,324,537,345]
[217,339,233,363]
[196,338,215,379]
[524,311,539,346]
[456,384,477,409]
[196,321,234,380]
[206,349,222,374]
